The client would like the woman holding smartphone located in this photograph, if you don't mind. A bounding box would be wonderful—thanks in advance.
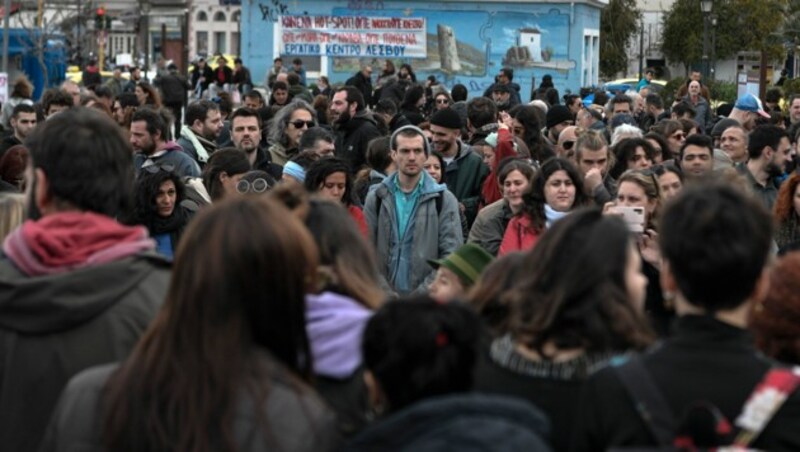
[604,170,673,336]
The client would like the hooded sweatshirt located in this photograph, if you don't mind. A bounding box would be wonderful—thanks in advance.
[305,291,372,379]
[0,212,170,451]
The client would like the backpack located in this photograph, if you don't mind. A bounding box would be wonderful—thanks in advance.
[613,355,800,451]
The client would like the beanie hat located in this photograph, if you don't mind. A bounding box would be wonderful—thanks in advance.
[546,105,573,129]
[390,125,431,156]
[709,118,740,138]
[427,243,494,287]
[610,113,637,130]
[429,107,463,130]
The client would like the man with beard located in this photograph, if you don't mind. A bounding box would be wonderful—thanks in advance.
[230,107,282,180]
[491,84,517,112]
[0,104,37,157]
[738,125,790,210]
[0,108,169,451]
[177,100,223,168]
[429,107,489,228]
[330,86,381,170]
[131,107,200,177]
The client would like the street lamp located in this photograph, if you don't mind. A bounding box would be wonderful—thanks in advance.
[711,15,717,81]
[701,0,713,79]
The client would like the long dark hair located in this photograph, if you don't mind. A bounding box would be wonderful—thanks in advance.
[519,157,588,234]
[510,105,551,163]
[508,209,654,357]
[101,196,320,451]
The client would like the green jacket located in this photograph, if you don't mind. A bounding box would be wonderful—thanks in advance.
[443,142,490,228]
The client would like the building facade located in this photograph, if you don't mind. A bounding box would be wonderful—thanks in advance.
[189,0,241,58]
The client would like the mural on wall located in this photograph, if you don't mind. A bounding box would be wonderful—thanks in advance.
[322,7,576,99]
[257,3,587,99]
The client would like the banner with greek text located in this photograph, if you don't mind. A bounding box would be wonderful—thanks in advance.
[277,15,427,58]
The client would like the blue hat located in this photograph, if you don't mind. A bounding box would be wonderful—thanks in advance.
[734,93,770,118]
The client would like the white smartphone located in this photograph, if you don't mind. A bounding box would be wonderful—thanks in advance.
[618,206,645,233]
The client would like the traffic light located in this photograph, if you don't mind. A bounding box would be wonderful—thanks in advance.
[94,6,111,30]
[95,7,105,30]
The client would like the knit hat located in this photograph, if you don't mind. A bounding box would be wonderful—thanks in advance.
[709,118,740,138]
[390,125,431,156]
[610,113,637,130]
[492,83,511,94]
[428,243,494,287]
[429,107,463,130]
[546,105,573,129]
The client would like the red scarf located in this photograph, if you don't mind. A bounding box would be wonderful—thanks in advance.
[3,211,155,276]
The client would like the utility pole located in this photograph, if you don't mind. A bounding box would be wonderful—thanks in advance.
[638,19,644,81]
[2,0,11,74]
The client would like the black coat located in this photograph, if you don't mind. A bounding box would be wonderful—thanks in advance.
[571,315,800,451]
[346,71,373,106]
[191,65,214,93]
[334,112,381,171]
[156,72,191,105]
[344,393,552,452]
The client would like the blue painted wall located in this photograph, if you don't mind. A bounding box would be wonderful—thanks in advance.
[241,1,604,101]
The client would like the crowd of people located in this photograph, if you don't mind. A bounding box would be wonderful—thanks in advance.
[0,58,800,451]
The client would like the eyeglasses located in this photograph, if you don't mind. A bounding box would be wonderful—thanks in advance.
[289,120,315,129]
[142,163,175,174]
[236,178,271,194]
[561,140,575,150]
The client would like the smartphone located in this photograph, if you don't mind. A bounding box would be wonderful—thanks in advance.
[618,206,645,233]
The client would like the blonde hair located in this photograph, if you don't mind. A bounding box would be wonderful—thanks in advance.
[0,194,25,241]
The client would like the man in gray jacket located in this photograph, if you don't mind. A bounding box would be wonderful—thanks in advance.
[364,125,463,295]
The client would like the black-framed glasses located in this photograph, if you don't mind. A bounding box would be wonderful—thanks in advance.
[237,178,271,194]
[143,163,175,174]
[289,120,315,129]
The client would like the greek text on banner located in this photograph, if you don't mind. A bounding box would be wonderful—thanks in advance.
[277,15,427,59]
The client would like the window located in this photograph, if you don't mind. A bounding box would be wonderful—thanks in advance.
[215,31,226,54]
[231,32,240,56]
[196,31,209,55]
[232,11,240,23]
[213,11,226,22]
[197,11,208,21]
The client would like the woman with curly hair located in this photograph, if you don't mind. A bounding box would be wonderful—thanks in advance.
[134,81,162,108]
[509,105,554,164]
[129,166,196,258]
[750,252,800,364]
[498,157,588,255]
[774,172,800,253]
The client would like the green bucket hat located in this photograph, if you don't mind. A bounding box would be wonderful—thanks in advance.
[428,243,494,287]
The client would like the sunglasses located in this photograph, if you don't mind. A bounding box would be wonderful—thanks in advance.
[236,178,271,194]
[143,163,175,174]
[290,120,315,129]
[562,140,575,150]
